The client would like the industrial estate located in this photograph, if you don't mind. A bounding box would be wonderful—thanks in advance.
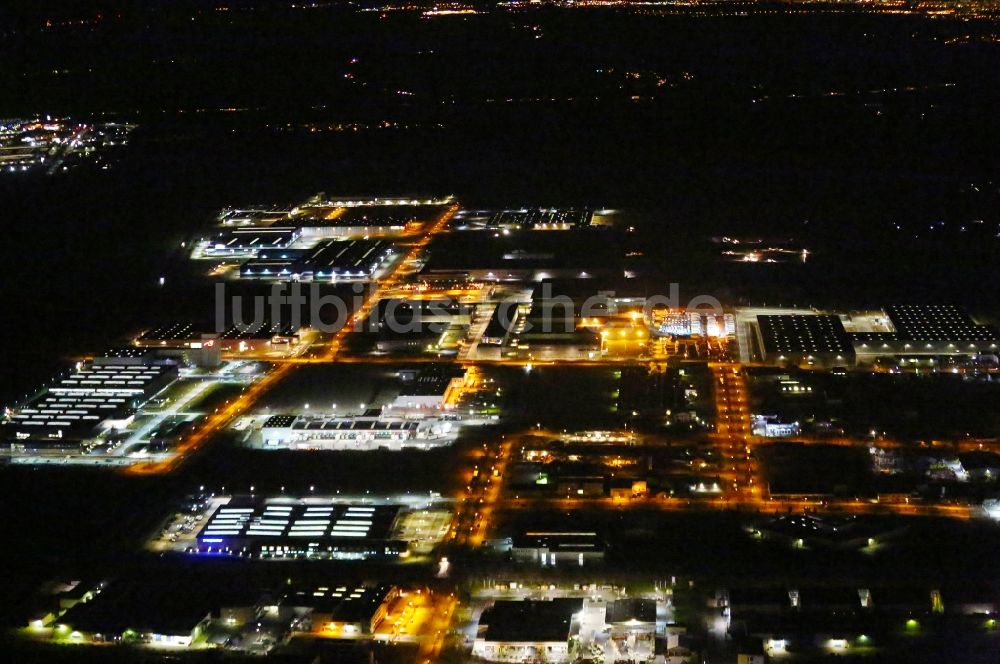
[4,194,1000,663]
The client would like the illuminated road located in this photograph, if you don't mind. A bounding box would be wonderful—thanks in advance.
[125,361,294,475]
[417,592,457,664]
[710,362,758,498]
[320,204,459,362]
[484,418,976,528]
[498,495,973,519]
[452,436,513,547]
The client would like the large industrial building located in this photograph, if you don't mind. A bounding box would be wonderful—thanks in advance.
[476,288,602,360]
[257,414,453,450]
[385,364,468,413]
[240,239,393,281]
[195,497,407,560]
[254,365,468,450]
[849,304,999,360]
[745,305,999,367]
[453,206,610,231]
[284,584,399,635]
[472,597,662,663]
[370,298,472,354]
[203,226,301,257]
[372,298,474,327]
[293,204,439,238]
[41,577,400,651]
[510,531,606,567]
[658,312,737,338]
[218,204,294,227]
[134,321,303,365]
[473,598,584,663]
[2,358,178,450]
[487,207,595,230]
[194,197,450,274]
[755,314,856,367]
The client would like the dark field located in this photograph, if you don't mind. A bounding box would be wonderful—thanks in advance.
[491,505,1000,586]
[750,369,1000,440]
[757,442,876,496]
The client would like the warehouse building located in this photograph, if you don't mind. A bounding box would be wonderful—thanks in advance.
[385,364,468,412]
[473,598,584,663]
[203,227,301,257]
[285,584,399,635]
[135,321,302,364]
[850,304,999,360]
[755,315,855,367]
[487,207,594,230]
[3,359,178,449]
[257,414,453,451]
[294,204,442,239]
[52,579,216,648]
[240,239,394,281]
[510,531,606,567]
[472,596,665,664]
[195,498,406,560]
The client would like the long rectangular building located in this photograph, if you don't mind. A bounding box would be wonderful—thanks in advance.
[260,414,420,449]
[240,239,392,281]
[285,584,399,634]
[294,204,444,239]
[2,361,178,448]
[203,226,301,257]
[473,599,584,663]
[756,315,855,367]
[488,207,594,230]
[850,305,999,358]
[195,498,406,560]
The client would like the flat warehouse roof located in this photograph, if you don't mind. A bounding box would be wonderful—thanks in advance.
[198,499,400,543]
[284,584,394,621]
[3,362,177,439]
[241,240,391,279]
[606,598,657,624]
[221,320,300,339]
[757,315,854,355]
[885,304,998,342]
[490,207,593,229]
[137,322,199,342]
[289,418,418,432]
[479,599,583,643]
[139,321,298,341]
[209,227,299,249]
[372,299,470,328]
[304,239,390,270]
[57,579,216,636]
[297,206,435,227]
[399,365,464,396]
